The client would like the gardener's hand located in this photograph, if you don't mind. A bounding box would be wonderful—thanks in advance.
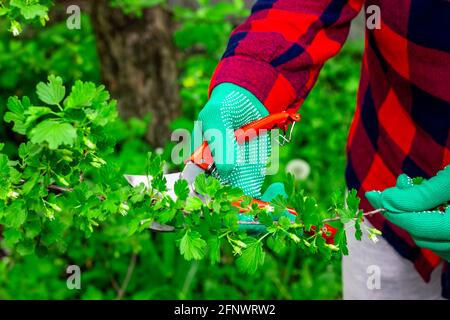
[238,182,296,234]
[194,83,271,198]
[366,165,450,261]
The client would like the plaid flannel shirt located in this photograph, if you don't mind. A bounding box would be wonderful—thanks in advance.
[209,0,450,298]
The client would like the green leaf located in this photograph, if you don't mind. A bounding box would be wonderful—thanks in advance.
[0,154,12,200]
[36,75,65,106]
[257,210,274,227]
[179,230,206,261]
[64,81,98,109]
[146,153,163,177]
[207,237,221,264]
[412,177,424,186]
[5,201,27,228]
[16,239,35,256]
[174,179,189,201]
[24,220,42,239]
[236,239,265,274]
[158,208,176,224]
[3,229,23,247]
[346,189,360,213]
[194,174,220,197]
[334,227,349,256]
[184,196,203,212]
[284,173,296,198]
[302,197,320,228]
[354,208,364,240]
[30,120,77,149]
[20,4,48,20]
[267,235,286,254]
[215,186,243,202]
[278,216,292,229]
[4,96,29,134]
[223,213,239,230]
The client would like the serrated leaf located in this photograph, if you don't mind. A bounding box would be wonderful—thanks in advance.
[284,173,296,198]
[4,96,28,134]
[208,237,221,264]
[20,4,48,20]
[271,195,287,219]
[24,106,55,126]
[174,179,189,201]
[278,216,292,229]
[5,201,27,228]
[267,235,286,254]
[179,230,206,261]
[223,213,239,230]
[3,228,23,247]
[302,197,320,228]
[236,239,265,274]
[64,81,98,109]
[184,196,203,212]
[346,189,360,213]
[30,120,77,149]
[257,210,274,227]
[157,208,176,224]
[16,239,35,256]
[334,227,348,256]
[36,75,65,106]
[215,186,243,202]
[24,220,42,239]
[194,173,220,197]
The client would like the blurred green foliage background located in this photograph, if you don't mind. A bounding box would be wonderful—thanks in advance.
[0,0,362,299]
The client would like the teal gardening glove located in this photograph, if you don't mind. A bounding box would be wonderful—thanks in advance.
[195,83,270,198]
[366,165,450,261]
[195,83,295,233]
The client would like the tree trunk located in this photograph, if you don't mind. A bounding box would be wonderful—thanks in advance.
[90,0,180,147]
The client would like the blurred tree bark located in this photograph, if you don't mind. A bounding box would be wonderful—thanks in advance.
[90,0,180,147]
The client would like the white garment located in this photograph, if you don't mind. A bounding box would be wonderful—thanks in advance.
[342,221,444,300]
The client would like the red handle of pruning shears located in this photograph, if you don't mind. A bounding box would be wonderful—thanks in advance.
[232,198,338,244]
[187,111,301,171]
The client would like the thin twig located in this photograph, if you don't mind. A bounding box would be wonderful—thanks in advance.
[115,253,138,300]
[48,184,74,192]
[237,208,385,226]
[322,208,385,222]
[48,183,106,200]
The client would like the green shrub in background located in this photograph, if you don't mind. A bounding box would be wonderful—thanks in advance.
[0,0,363,299]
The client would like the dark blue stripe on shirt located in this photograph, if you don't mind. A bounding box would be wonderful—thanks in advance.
[251,0,277,14]
[270,43,305,67]
[320,0,347,27]
[223,32,248,58]
[345,157,361,190]
[410,84,450,147]
[361,88,379,150]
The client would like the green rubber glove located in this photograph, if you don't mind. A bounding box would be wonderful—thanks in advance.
[366,165,450,261]
[238,182,296,234]
[194,83,270,198]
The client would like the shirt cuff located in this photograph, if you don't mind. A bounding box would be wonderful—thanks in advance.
[208,56,300,114]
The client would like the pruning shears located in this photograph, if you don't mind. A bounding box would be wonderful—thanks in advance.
[124,111,337,244]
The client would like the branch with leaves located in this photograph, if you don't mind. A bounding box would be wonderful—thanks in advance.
[0,75,381,275]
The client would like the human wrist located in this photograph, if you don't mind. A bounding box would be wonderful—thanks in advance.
[207,82,269,118]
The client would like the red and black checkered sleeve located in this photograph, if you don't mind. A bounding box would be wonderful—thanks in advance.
[209,0,364,114]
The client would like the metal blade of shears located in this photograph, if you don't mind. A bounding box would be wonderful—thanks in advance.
[124,163,206,232]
